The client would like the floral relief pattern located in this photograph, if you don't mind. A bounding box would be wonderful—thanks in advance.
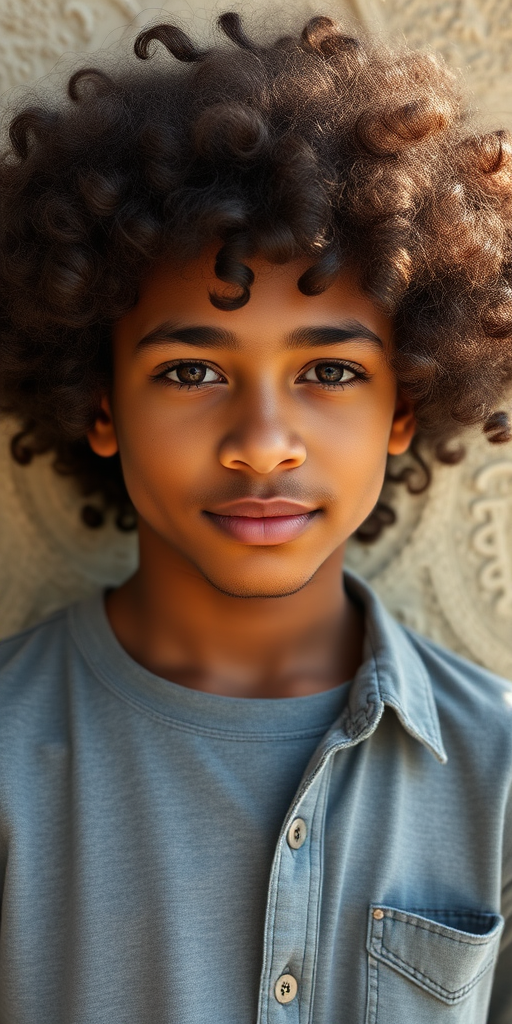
[471,463,512,620]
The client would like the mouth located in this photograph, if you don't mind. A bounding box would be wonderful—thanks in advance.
[203,506,321,545]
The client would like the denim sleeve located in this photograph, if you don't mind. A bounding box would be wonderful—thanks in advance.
[487,881,512,1023]
[487,774,512,1024]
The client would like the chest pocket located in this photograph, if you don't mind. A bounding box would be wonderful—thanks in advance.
[365,904,504,1024]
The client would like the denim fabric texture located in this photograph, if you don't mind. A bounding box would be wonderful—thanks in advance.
[0,571,511,1024]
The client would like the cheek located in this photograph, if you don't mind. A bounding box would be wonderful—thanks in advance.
[315,382,393,459]
[112,386,210,507]
[312,390,393,518]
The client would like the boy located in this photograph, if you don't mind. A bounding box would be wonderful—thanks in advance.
[0,11,512,1023]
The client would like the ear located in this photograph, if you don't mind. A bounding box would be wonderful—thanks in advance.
[87,394,119,458]
[387,392,416,456]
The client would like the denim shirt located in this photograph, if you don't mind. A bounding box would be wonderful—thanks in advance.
[255,572,512,1024]
[0,570,511,1024]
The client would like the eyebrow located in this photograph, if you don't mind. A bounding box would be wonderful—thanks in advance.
[134,319,383,353]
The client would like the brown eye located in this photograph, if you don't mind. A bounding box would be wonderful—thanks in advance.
[175,364,207,384]
[163,363,222,386]
[316,363,344,383]
[301,362,357,384]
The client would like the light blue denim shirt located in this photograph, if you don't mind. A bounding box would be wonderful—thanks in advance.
[0,570,511,1024]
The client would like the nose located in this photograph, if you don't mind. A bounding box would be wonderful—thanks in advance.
[218,390,307,475]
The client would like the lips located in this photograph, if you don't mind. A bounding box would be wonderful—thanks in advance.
[203,499,320,545]
[206,498,317,518]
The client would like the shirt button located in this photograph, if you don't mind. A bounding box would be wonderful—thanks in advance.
[275,973,298,1004]
[287,817,307,849]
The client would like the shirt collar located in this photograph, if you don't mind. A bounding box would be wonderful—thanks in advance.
[342,569,447,764]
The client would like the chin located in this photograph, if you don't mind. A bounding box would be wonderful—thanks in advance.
[199,567,317,600]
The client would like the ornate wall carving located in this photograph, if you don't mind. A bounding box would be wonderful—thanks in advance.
[0,0,511,679]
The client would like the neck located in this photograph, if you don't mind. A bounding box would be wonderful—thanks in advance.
[105,521,364,698]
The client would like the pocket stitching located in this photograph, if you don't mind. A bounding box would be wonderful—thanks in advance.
[371,940,498,1003]
[367,906,503,1005]
[379,909,501,946]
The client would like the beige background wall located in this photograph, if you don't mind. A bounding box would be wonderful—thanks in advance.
[1,0,512,679]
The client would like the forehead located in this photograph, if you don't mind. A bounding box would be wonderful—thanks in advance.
[114,250,393,349]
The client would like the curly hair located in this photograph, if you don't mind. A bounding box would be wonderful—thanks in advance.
[1,11,512,538]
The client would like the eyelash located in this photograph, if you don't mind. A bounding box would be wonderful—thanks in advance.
[149,359,371,391]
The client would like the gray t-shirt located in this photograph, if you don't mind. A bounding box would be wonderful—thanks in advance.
[2,571,512,1024]
[0,589,348,1024]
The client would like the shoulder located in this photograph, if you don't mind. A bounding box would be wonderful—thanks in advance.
[0,605,69,673]
[405,626,512,766]
[0,605,76,738]
[348,568,512,759]
[405,626,512,707]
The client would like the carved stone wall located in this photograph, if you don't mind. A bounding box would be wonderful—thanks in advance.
[0,0,511,679]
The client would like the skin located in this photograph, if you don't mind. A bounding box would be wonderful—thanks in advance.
[87,252,415,698]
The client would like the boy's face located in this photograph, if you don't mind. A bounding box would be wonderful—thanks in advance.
[89,252,414,598]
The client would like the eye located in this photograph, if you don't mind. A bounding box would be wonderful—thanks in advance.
[168,363,220,385]
[153,362,225,387]
[300,361,360,386]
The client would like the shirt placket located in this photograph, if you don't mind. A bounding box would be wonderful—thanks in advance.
[256,753,334,1024]
[256,693,385,1024]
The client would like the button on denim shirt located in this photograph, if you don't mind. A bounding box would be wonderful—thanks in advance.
[0,570,511,1024]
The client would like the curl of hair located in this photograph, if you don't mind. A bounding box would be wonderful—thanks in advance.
[134,24,207,62]
[1,12,512,540]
